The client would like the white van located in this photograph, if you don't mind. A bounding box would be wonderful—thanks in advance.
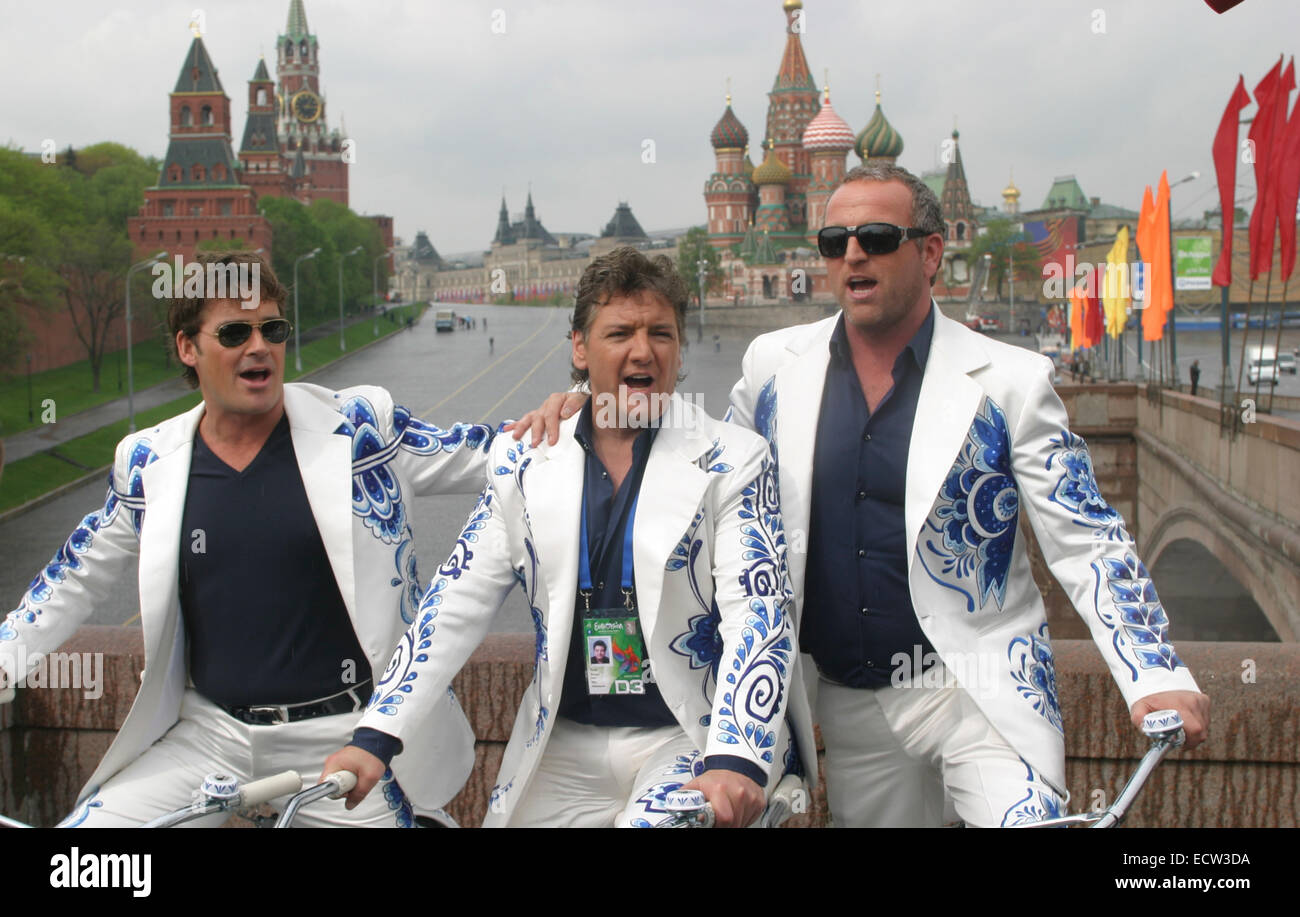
[1247,346,1279,386]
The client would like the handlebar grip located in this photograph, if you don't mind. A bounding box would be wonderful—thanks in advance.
[323,770,358,797]
[1140,709,1184,738]
[240,770,304,807]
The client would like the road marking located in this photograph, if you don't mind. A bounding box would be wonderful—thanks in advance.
[420,308,560,417]
[122,612,140,627]
[481,337,569,423]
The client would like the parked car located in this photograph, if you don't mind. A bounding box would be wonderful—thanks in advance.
[977,313,1004,332]
[1278,351,1297,375]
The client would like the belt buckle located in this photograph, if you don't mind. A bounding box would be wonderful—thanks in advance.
[246,704,291,725]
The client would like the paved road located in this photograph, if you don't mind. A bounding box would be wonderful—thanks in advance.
[0,305,760,635]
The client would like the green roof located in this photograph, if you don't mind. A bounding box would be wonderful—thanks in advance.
[285,0,310,38]
[251,58,271,82]
[173,37,224,94]
[158,137,243,188]
[921,170,946,200]
[1041,175,1088,211]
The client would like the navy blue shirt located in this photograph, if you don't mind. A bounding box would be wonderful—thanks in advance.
[801,307,939,688]
[180,413,371,707]
[557,402,676,728]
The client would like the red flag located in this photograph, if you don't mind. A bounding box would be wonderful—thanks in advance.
[1248,57,1288,280]
[1276,61,1300,281]
[1212,75,1252,287]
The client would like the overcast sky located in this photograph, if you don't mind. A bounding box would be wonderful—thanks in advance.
[1,0,1295,254]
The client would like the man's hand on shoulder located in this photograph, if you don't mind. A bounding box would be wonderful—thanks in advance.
[504,391,588,447]
[681,770,765,828]
[1131,690,1210,749]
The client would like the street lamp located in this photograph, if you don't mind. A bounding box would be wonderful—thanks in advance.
[125,251,166,432]
[696,258,709,343]
[339,245,363,352]
[373,247,396,337]
[293,247,320,372]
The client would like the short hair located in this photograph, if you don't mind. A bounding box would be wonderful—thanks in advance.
[569,246,689,385]
[167,250,288,388]
[832,163,945,237]
[831,164,945,285]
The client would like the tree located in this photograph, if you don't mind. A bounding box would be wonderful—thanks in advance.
[53,144,159,392]
[971,219,1042,302]
[260,196,333,324]
[675,226,724,307]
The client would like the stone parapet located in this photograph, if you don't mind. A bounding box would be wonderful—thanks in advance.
[2,629,1293,828]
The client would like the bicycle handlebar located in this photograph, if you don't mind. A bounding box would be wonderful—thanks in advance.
[241,771,306,808]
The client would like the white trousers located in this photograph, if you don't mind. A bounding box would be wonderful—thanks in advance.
[816,664,1064,828]
[508,719,706,828]
[60,689,431,828]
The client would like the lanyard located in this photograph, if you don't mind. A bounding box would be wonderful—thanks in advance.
[578,478,639,613]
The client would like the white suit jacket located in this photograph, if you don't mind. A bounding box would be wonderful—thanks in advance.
[357,394,818,826]
[1,383,491,810]
[728,306,1199,796]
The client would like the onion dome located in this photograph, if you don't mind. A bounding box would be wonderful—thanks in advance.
[802,86,855,152]
[1002,170,1021,204]
[783,0,802,11]
[752,144,793,185]
[855,89,904,161]
[711,96,750,150]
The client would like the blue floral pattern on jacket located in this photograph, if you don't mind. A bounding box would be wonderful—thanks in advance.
[3,440,156,640]
[918,397,1019,612]
[1008,623,1064,735]
[1045,429,1128,540]
[337,396,491,544]
[1092,553,1185,680]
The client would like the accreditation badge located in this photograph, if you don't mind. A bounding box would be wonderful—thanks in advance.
[583,611,648,695]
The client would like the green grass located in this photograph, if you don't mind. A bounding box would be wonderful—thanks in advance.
[0,303,427,513]
[0,342,179,440]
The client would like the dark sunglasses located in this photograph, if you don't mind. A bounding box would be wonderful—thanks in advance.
[205,318,292,348]
[817,223,933,258]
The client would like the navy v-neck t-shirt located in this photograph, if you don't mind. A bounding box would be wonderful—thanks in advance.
[179,413,370,707]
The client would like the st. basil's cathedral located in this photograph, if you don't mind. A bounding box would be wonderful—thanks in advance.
[705,0,989,303]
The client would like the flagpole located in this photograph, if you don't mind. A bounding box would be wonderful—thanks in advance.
[1254,242,1276,408]
[1269,274,1289,414]
[1235,278,1255,408]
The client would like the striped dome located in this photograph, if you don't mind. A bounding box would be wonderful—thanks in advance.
[711,104,749,150]
[802,96,854,152]
[855,100,904,161]
[752,147,793,185]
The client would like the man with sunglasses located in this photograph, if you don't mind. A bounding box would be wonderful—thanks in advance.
[1,251,496,827]
[518,165,1208,827]
[724,164,1208,827]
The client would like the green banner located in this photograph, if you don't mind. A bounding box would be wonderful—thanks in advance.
[1174,235,1213,291]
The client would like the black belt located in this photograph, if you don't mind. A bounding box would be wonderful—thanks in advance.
[219,680,372,726]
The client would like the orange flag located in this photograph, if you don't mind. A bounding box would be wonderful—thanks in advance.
[1140,174,1174,342]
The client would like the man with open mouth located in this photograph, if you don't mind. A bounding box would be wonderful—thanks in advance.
[517,165,1209,828]
[325,246,816,827]
[0,250,505,827]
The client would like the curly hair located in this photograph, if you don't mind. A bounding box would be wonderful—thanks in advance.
[569,246,689,385]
